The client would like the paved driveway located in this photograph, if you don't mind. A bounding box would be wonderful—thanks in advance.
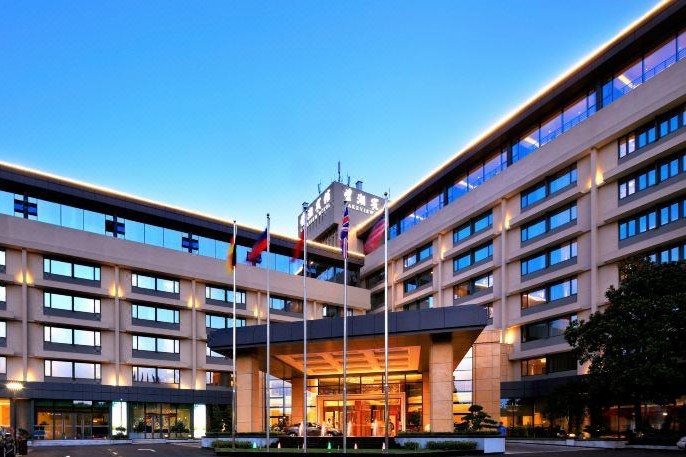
[506,442,677,455]
[27,442,209,457]
[24,441,682,456]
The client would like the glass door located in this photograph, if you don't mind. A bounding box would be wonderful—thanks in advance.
[318,394,404,437]
[144,413,159,439]
[75,413,93,439]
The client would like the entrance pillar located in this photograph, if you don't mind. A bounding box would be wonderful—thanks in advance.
[236,354,264,433]
[429,336,454,432]
[473,330,502,421]
[291,376,304,428]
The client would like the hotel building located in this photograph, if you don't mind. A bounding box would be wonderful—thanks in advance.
[1,0,686,441]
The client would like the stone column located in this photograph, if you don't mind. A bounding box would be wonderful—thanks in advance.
[236,354,264,432]
[291,376,304,427]
[429,336,454,432]
[472,330,502,421]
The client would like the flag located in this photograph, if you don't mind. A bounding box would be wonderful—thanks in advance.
[291,229,304,262]
[247,228,268,265]
[363,217,385,254]
[340,206,349,259]
[227,232,237,273]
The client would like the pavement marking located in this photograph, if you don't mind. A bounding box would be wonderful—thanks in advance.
[137,449,157,453]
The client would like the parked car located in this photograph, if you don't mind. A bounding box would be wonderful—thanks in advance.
[677,436,686,450]
[287,422,342,437]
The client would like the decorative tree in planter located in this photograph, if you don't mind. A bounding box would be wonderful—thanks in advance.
[455,404,498,433]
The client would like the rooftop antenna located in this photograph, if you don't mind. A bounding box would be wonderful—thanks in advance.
[317,181,322,194]
[346,175,350,186]
[337,161,341,182]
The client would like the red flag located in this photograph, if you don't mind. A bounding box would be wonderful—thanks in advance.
[246,228,268,265]
[363,217,385,254]
[291,230,304,262]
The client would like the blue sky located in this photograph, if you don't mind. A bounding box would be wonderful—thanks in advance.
[0,1,656,235]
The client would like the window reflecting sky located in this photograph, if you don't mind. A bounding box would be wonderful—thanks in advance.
[0,1,656,234]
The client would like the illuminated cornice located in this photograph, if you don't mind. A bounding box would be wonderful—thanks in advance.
[0,160,364,258]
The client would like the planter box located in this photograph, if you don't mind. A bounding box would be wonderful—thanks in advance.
[395,436,505,454]
[508,438,626,449]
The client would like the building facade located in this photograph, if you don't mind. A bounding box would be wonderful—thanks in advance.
[0,165,368,440]
[355,0,686,433]
[0,0,685,442]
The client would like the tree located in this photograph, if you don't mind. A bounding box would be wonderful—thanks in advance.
[455,404,498,432]
[542,378,588,436]
[565,259,686,431]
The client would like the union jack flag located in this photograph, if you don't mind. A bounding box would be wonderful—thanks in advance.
[340,206,349,259]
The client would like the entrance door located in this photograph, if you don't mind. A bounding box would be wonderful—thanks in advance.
[145,413,160,439]
[318,394,404,437]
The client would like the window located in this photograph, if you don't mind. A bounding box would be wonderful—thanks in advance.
[521,204,577,242]
[205,314,246,329]
[403,295,433,311]
[269,296,303,313]
[514,127,540,161]
[521,357,546,377]
[453,211,493,244]
[131,273,179,294]
[521,278,578,309]
[644,38,677,81]
[521,240,578,275]
[403,243,433,269]
[521,166,577,208]
[0,285,5,304]
[453,242,493,272]
[0,321,5,339]
[44,291,101,314]
[619,105,686,158]
[132,335,179,354]
[454,273,493,300]
[206,371,232,388]
[644,242,686,264]
[364,269,385,289]
[205,285,246,304]
[453,348,473,408]
[522,315,577,342]
[403,270,433,294]
[132,304,179,324]
[322,305,344,318]
[44,326,101,348]
[132,366,179,384]
[206,344,226,358]
[619,197,686,240]
[0,249,5,268]
[0,357,5,374]
[619,151,685,199]
[371,291,384,310]
[548,352,578,374]
[522,352,584,376]
[13,194,38,219]
[45,360,101,380]
[562,92,596,131]
[44,258,100,282]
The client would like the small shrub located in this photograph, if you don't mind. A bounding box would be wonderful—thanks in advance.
[426,440,477,450]
[403,441,420,450]
[212,440,256,449]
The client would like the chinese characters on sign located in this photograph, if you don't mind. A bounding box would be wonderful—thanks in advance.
[300,185,381,230]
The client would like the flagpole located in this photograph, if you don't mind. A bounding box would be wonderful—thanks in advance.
[301,202,308,452]
[342,200,349,453]
[266,213,271,452]
[232,220,238,450]
[383,193,389,453]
